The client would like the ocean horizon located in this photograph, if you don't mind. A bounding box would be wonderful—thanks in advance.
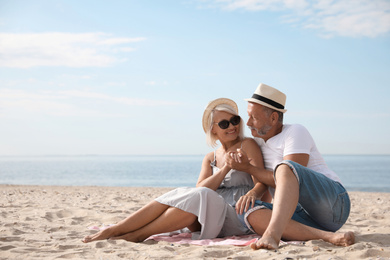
[1,154,389,193]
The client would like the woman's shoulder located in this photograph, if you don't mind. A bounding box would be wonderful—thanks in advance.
[203,151,215,163]
[241,137,261,152]
[241,137,258,147]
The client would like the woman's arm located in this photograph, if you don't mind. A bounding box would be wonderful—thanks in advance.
[196,152,231,190]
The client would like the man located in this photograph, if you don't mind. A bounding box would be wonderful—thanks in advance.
[226,83,355,250]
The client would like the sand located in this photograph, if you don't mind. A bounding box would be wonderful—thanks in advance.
[1,185,389,260]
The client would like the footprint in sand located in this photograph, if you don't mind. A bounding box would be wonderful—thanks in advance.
[0,245,16,251]
[44,209,74,222]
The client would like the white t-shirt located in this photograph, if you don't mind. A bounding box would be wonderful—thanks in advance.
[254,124,341,183]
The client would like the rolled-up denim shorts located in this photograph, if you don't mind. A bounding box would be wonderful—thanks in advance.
[238,160,351,232]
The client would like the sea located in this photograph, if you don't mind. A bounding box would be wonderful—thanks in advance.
[0,155,389,192]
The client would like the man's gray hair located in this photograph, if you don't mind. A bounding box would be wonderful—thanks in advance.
[262,106,283,123]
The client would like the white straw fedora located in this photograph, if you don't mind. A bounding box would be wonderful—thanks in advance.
[245,83,287,113]
[202,98,238,133]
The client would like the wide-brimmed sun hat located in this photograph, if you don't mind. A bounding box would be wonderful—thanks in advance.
[245,83,287,113]
[202,98,238,133]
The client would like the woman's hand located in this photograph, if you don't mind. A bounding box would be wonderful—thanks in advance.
[235,190,258,215]
[225,149,252,172]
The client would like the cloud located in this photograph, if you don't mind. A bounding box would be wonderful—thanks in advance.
[0,33,146,68]
[58,90,179,106]
[0,89,180,118]
[203,0,390,37]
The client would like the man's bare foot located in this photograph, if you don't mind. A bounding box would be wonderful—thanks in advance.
[328,231,355,246]
[250,235,279,250]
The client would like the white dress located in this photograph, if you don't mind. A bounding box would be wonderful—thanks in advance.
[155,154,254,239]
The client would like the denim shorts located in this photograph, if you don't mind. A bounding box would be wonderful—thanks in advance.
[238,160,351,232]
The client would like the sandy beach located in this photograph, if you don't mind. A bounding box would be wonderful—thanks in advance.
[1,185,389,260]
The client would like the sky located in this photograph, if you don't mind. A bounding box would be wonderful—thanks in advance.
[0,0,389,156]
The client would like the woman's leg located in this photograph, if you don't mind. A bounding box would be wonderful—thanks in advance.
[110,206,198,242]
[187,219,201,232]
[247,208,355,250]
[82,200,171,243]
[254,164,299,249]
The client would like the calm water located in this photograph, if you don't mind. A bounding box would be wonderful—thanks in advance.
[0,155,389,192]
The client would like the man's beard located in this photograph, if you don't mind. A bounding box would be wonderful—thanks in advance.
[249,124,272,136]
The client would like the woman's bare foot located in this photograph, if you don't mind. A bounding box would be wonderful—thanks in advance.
[328,231,355,246]
[250,234,279,250]
[110,232,144,243]
[82,228,115,243]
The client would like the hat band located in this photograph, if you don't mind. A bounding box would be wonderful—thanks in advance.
[251,94,284,109]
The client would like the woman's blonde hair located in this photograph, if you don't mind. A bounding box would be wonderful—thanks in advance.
[205,103,245,147]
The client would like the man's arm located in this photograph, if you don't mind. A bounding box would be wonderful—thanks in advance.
[225,149,276,188]
[227,152,309,188]
[283,153,309,167]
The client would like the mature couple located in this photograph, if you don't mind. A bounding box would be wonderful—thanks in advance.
[82,83,355,250]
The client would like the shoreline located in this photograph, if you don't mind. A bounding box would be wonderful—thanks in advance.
[1,185,390,259]
[1,183,389,193]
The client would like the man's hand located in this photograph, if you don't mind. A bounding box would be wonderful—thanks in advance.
[225,148,252,172]
[235,190,257,215]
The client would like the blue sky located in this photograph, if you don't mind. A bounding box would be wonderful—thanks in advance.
[0,0,389,156]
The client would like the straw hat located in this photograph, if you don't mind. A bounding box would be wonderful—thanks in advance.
[245,83,287,113]
[202,98,238,133]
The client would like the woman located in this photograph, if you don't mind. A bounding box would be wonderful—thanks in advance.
[82,98,268,243]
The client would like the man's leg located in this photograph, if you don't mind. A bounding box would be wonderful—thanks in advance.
[247,208,355,249]
[281,160,351,231]
[254,164,299,249]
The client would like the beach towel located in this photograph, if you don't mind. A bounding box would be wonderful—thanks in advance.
[147,232,259,246]
[87,225,301,246]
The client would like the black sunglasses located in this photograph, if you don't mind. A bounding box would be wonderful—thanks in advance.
[215,115,241,129]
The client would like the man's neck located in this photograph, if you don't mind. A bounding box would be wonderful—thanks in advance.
[263,123,283,142]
